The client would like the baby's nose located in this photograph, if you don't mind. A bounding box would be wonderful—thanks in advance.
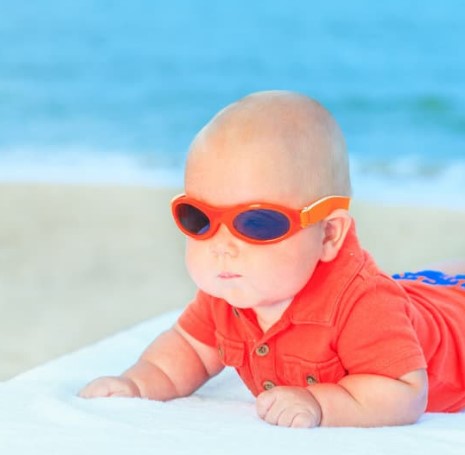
[209,224,239,257]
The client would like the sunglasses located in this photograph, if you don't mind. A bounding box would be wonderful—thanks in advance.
[171,194,350,244]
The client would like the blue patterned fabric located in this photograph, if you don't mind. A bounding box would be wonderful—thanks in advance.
[392,270,465,289]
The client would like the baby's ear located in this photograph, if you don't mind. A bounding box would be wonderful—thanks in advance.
[319,209,352,262]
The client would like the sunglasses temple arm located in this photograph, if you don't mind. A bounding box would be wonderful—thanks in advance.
[300,196,351,226]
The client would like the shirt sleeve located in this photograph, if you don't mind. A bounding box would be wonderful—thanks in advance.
[336,275,427,379]
[177,290,217,347]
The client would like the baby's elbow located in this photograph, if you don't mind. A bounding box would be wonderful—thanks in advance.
[411,388,428,423]
[402,397,427,425]
[399,369,429,424]
[402,399,427,426]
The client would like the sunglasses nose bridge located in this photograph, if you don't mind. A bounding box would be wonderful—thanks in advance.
[201,205,223,237]
[203,205,234,235]
[205,206,242,242]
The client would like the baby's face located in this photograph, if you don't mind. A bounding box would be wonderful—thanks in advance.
[183,128,326,312]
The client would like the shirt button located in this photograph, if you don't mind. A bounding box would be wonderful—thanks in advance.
[255,344,270,356]
[262,380,275,391]
[306,375,318,385]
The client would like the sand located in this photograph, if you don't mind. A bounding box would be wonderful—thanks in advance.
[1,182,464,381]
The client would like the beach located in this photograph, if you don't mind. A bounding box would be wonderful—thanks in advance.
[1,182,464,381]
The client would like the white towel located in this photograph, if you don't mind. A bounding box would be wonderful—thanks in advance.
[1,311,464,455]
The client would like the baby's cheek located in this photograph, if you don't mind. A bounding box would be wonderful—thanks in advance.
[185,242,200,276]
[185,241,211,288]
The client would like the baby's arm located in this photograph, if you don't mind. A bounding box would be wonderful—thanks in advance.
[79,324,224,400]
[256,369,427,428]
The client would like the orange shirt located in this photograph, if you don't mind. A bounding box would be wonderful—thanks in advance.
[178,224,465,412]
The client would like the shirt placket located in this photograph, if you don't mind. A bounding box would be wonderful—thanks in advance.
[249,336,277,392]
[238,311,291,393]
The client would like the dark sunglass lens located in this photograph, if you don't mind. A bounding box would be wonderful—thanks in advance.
[176,203,210,235]
[234,209,290,240]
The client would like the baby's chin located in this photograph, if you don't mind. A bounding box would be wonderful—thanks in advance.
[200,283,259,309]
[194,275,280,310]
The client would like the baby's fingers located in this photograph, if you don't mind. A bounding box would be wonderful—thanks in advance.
[256,386,321,428]
[78,376,140,399]
[256,388,278,421]
[288,411,317,428]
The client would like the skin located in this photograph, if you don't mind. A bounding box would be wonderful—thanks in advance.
[80,91,433,428]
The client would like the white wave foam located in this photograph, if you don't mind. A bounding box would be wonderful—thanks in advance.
[350,155,465,209]
[0,149,463,209]
[0,148,184,188]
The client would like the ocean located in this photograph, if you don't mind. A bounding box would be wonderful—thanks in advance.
[1,0,464,208]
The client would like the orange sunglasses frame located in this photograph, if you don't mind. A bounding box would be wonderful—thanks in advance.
[171,194,351,244]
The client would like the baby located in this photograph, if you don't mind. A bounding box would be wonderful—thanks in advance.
[80,91,465,428]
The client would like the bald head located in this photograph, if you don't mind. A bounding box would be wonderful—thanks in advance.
[186,91,351,204]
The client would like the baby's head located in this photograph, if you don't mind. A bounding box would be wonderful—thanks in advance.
[185,90,351,205]
[174,91,352,315]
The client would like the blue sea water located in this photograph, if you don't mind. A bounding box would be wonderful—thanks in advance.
[0,0,464,207]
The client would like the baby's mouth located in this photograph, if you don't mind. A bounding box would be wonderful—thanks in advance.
[217,272,242,280]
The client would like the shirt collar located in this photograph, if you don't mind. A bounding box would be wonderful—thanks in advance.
[286,220,366,326]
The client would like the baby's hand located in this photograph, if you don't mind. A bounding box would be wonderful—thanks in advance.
[78,376,141,399]
[256,386,322,428]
